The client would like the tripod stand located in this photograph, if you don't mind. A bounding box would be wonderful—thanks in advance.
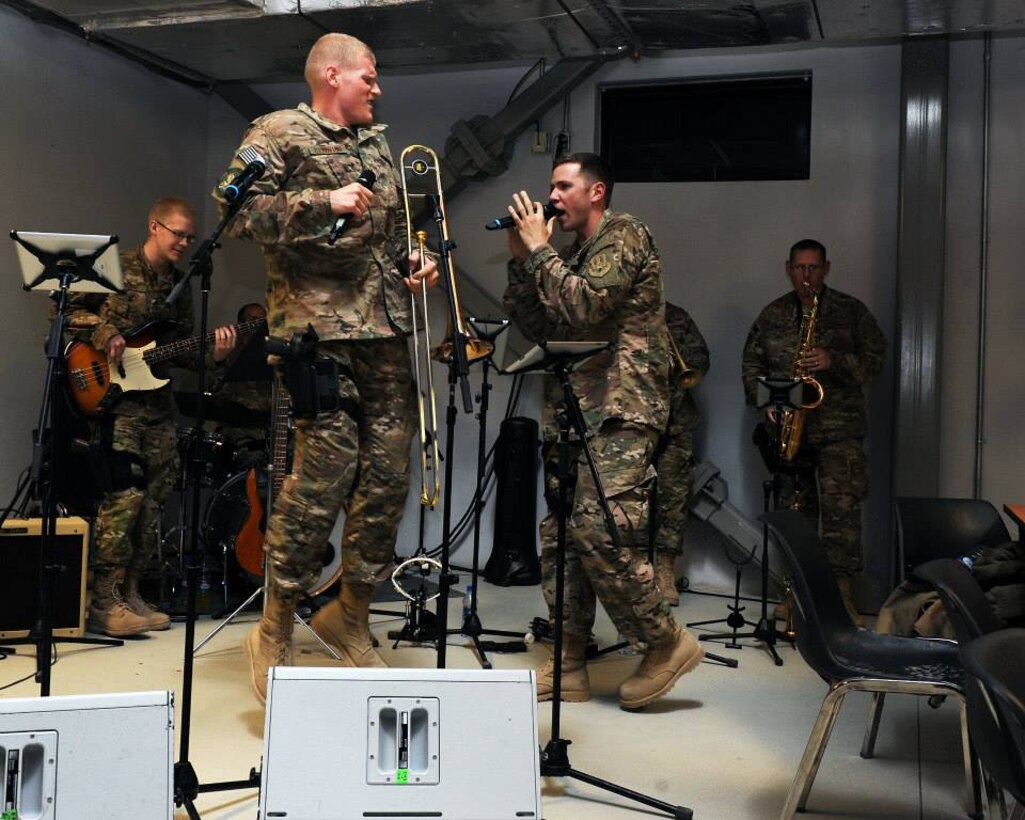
[688,377,803,667]
[445,318,528,668]
[507,342,694,819]
[3,231,126,695]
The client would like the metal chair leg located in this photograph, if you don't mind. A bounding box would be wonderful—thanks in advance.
[780,684,848,819]
[860,691,886,759]
[983,768,1009,820]
[960,698,984,820]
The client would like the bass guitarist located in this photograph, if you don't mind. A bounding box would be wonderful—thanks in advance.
[65,197,237,637]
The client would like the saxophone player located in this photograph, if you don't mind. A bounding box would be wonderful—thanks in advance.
[741,239,886,626]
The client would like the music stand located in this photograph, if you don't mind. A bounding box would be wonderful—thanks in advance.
[4,231,126,696]
[503,340,695,820]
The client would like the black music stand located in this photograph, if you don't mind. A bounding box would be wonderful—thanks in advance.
[4,231,126,696]
[688,376,803,666]
[505,341,694,820]
[444,317,529,668]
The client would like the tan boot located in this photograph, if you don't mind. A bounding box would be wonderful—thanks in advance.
[536,633,591,702]
[124,571,170,630]
[88,568,150,637]
[837,577,866,628]
[244,590,295,705]
[618,624,704,711]
[657,552,680,607]
[311,582,387,667]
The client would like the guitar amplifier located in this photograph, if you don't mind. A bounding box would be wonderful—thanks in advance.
[0,517,89,639]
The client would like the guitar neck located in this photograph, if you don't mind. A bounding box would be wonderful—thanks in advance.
[270,378,291,501]
[142,318,265,366]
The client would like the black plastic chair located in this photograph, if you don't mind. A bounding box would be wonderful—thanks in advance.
[960,629,1025,819]
[762,510,981,820]
[895,497,1010,584]
[914,558,1004,646]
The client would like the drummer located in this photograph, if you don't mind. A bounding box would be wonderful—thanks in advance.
[207,303,273,467]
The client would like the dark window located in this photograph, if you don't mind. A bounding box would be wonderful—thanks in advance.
[599,73,812,182]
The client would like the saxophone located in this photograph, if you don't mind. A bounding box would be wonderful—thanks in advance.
[778,285,825,461]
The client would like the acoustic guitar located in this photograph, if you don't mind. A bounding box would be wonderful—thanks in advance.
[64,317,265,416]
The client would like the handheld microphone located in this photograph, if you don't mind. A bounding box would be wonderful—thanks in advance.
[223,147,267,202]
[328,170,377,245]
[484,201,560,230]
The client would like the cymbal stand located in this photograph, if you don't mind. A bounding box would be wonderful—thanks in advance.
[542,352,693,820]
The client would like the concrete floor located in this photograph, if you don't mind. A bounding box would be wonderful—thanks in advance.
[0,583,972,820]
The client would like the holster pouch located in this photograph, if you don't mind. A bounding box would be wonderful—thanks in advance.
[265,325,342,420]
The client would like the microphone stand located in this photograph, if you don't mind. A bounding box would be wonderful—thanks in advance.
[166,202,260,819]
[426,194,471,669]
[525,346,694,820]
[445,318,528,668]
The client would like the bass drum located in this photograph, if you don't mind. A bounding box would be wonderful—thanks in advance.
[203,469,343,596]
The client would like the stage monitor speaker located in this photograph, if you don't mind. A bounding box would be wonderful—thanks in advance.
[0,690,174,818]
[260,667,541,820]
[485,415,540,586]
[0,517,88,639]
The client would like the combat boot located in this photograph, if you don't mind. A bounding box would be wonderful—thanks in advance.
[618,624,704,711]
[124,570,171,630]
[88,567,150,637]
[837,577,866,628]
[535,633,591,702]
[657,552,680,606]
[311,582,387,667]
[244,590,295,705]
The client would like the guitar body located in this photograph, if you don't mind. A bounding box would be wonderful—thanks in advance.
[234,467,266,577]
[64,317,263,417]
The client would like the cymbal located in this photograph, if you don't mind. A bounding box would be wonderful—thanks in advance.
[174,391,270,428]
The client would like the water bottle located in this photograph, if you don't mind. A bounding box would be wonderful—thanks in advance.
[462,584,474,621]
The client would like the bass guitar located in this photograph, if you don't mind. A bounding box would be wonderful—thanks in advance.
[65,317,265,416]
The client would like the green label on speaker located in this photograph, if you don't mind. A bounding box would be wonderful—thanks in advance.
[396,768,409,784]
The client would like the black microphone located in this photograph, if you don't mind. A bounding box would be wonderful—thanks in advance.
[223,147,267,202]
[328,170,377,245]
[484,201,561,230]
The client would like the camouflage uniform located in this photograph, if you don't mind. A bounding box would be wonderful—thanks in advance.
[650,303,710,558]
[503,210,677,645]
[65,247,197,573]
[214,103,415,598]
[741,285,885,576]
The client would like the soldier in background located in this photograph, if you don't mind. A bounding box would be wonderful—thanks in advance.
[741,239,885,626]
[65,198,237,636]
[646,302,709,606]
[214,32,438,704]
[209,302,272,467]
[502,152,704,711]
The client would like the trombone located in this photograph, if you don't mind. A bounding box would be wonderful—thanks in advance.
[399,144,493,367]
[401,148,442,508]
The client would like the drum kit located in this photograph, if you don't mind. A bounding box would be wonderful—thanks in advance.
[160,389,342,616]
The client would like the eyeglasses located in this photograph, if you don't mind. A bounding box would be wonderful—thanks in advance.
[155,221,197,244]
[791,263,822,274]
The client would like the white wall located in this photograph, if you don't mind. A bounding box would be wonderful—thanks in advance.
[0,5,211,507]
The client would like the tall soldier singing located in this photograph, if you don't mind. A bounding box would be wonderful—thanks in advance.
[214,33,438,704]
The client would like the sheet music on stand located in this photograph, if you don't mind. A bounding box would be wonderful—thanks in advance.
[500,341,610,375]
[13,231,123,293]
